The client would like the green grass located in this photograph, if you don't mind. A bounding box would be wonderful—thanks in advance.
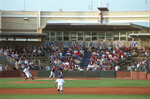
[0,94,150,99]
[0,78,150,88]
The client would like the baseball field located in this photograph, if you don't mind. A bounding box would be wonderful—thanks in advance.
[0,77,150,99]
[0,78,150,99]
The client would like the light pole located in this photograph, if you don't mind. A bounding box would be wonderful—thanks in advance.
[91,0,93,11]
[24,0,25,11]
[99,0,101,8]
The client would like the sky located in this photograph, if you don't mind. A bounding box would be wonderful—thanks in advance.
[1,0,150,11]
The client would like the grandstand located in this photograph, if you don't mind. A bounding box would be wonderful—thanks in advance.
[0,8,150,73]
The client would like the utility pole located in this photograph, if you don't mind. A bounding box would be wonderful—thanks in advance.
[38,0,41,33]
[24,0,25,11]
[91,0,93,11]
[98,0,101,23]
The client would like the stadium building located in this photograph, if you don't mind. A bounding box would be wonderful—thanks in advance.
[0,8,150,48]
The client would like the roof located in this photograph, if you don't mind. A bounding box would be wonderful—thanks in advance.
[98,7,109,11]
[129,33,150,38]
[0,33,47,38]
[43,23,149,31]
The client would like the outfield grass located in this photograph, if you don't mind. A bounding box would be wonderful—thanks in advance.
[0,78,150,88]
[0,94,150,99]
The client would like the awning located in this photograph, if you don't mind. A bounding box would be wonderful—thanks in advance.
[129,33,150,38]
[0,33,47,38]
[98,7,109,11]
[43,23,149,31]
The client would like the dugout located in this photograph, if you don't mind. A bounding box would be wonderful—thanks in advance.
[0,33,46,47]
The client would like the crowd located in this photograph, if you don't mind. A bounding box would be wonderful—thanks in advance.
[127,46,150,72]
[86,45,132,71]
[0,46,44,71]
[45,45,84,71]
[0,44,150,72]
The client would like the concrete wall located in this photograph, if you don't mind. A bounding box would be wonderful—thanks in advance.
[132,72,147,80]
[1,11,38,33]
[116,71,131,78]
[1,71,150,80]
[2,10,150,32]
[108,11,150,24]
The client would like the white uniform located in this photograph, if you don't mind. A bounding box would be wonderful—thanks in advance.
[55,79,65,90]
[23,67,32,78]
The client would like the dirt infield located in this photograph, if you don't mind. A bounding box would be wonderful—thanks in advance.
[0,87,150,95]
[7,81,50,84]
[1,78,150,95]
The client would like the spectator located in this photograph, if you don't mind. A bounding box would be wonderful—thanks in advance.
[99,12,103,24]
[0,64,3,71]
[5,65,9,71]
[115,65,120,71]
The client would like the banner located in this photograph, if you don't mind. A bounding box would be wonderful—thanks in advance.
[44,41,55,47]
[119,42,123,48]
[113,42,117,48]
[93,42,98,48]
[78,42,83,47]
[86,42,90,48]
[63,42,69,47]
[72,42,76,47]
[134,42,139,47]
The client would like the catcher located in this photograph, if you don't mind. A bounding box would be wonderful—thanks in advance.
[54,76,65,94]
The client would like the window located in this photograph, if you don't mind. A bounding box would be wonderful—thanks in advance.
[134,38,138,41]
[85,32,91,41]
[120,32,126,37]
[114,37,119,41]
[85,32,91,36]
[50,32,55,36]
[120,37,126,41]
[85,37,91,41]
[78,32,83,41]
[113,32,119,41]
[45,32,50,41]
[106,32,112,41]
[64,32,69,41]
[128,38,132,41]
[56,32,63,41]
[71,32,76,41]
[92,32,97,41]
[57,37,62,41]
[50,32,56,41]
[114,32,119,37]
[99,32,105,40]
[78,37,83,41]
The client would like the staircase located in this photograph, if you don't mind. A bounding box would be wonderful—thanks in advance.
[118,56,137,71]
[80,52,92,69]
[26,55,52,70]
[0,55,15,69]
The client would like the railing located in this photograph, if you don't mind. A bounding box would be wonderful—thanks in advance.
[0,52,15,64]
[44,51,55,66]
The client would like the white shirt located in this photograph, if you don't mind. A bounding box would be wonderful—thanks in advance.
[23,67,30,75]
[56,79,65,86]
[0,66,3,71]
[115,66,120,71]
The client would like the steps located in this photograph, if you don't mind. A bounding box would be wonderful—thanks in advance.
[0,55,15,69]
[80,52,92,69]
[118,56,137,70]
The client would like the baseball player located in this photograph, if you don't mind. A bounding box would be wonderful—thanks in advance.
[49,66,55,79]
[22,66,34,81]
[58,66,63,78]
[54,76,65,94]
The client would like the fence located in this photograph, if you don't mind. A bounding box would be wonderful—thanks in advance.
[0,70,149,80]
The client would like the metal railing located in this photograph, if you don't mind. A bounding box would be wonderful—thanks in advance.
[0,52,15,64]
